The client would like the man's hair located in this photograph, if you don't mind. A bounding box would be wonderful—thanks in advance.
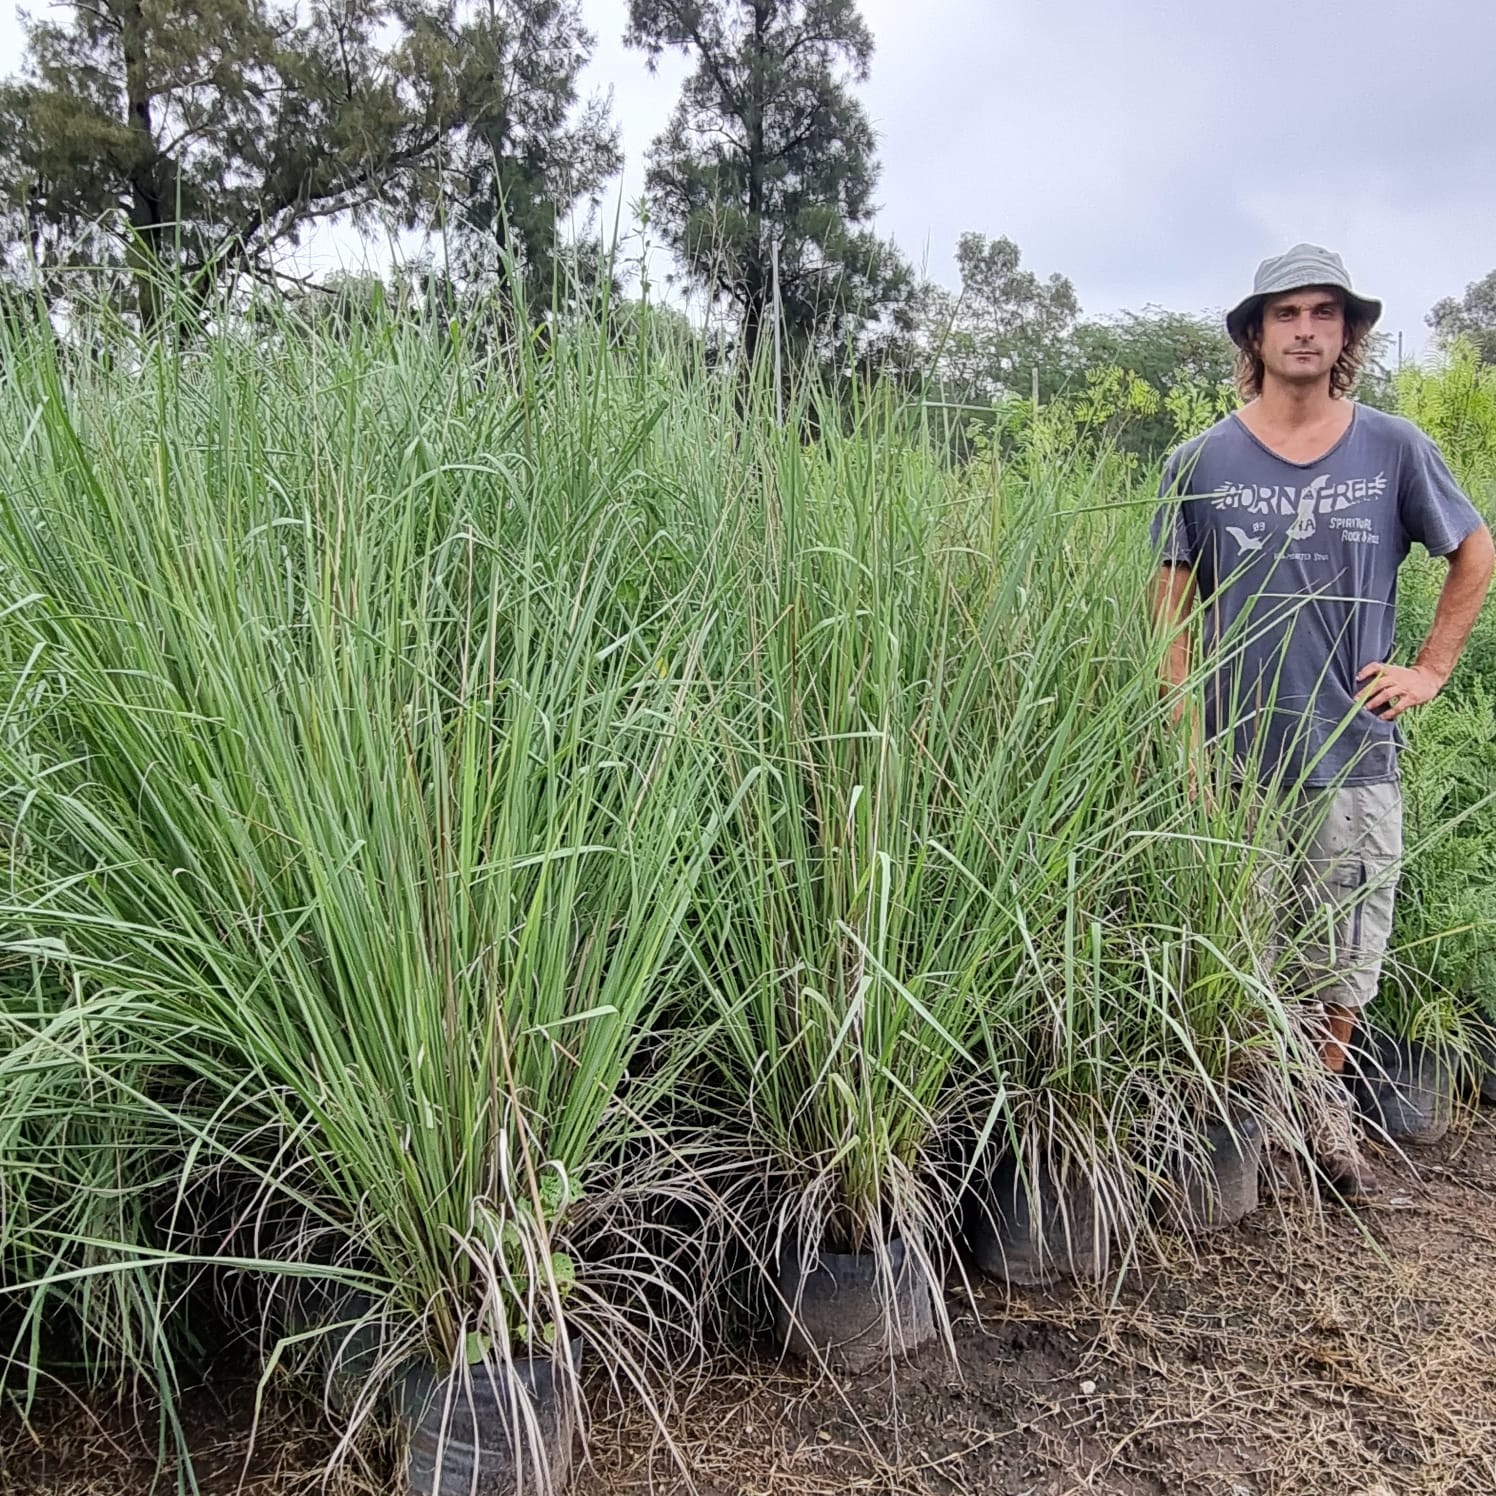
[1234,290,1378,401]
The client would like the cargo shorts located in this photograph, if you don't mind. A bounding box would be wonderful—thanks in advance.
[1268,780,1404,1010]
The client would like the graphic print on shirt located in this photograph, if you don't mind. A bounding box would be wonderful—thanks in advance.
[1207,471,1388,556]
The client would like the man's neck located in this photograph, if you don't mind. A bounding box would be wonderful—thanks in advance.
[1237,377,1354,463]
[1255,375,1341,430]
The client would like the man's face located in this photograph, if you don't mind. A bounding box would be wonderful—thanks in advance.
[1255,287,1347,387]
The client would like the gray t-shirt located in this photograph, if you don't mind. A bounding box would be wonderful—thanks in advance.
[1152,404,1483,787]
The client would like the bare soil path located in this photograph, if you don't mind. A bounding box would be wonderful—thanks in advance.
[6,1113,1495,1496]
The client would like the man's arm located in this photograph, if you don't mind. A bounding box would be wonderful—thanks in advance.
[1358,522,1496,721]
[1153,561,1197,722]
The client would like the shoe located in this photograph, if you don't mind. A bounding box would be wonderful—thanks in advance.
[1310,1096,1380,1200]
[1317,1143,1379,1200]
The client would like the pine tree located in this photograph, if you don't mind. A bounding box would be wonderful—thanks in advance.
[0,0,617,324]
[625,0,908,370]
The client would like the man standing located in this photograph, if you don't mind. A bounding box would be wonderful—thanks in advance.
[1153,244,1494,1196]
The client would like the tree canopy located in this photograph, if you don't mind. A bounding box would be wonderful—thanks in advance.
[440,0,620,306]
[625,0,909,369]
[1429,269,1496,365]
[0,0,617,323]
[1066,307,1235,455]
[915,233,1078,408]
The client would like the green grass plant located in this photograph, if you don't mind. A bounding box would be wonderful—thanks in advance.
[0,270,1401,1486]
[0,284,741,1466]
[671,385,1329,1305]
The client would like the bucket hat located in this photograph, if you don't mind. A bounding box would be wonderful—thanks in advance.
[1225,243,1382,349]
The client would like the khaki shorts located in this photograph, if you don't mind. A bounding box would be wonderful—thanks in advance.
[1267,780,1404,1011]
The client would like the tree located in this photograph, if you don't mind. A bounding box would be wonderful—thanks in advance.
[917,233,1078,408]
[1428,269,1496,365]
[1066,307,1234,456]
[0,0,617,325]
[624,0,910,373]
[441,0,620,311]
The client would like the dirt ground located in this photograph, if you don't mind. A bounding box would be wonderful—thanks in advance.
[5,1110,1495,1496]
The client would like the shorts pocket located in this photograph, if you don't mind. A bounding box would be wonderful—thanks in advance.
[1299,856,1368,958]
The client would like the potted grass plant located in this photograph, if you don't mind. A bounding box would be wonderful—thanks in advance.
[0,293,733,1493]
[1361,690,1496,1141]
[954,471,1320,1269]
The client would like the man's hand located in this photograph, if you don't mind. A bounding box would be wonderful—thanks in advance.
[1355,661,1443,722]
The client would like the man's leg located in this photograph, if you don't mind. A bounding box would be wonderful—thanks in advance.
[1320,1006,1357,1074]
[1293,780,1404,1196]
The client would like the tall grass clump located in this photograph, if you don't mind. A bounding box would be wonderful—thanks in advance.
[669,380,1332,1317]
[1381,345,1496,1049]
[0,280,750,1476]
[0,269,1347,1485]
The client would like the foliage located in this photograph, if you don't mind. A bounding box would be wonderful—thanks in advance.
[1378,686,1496,1030]
[0,270,1417,1486]
[1163,371,1237,447]
[1352,330,1400,414]
[1379,342,1496,1036]
[1394,339,1496,502]
[0,0,617,324]
[0,284,735,1446]
[437,0,621,307]
[680,397,1312,1264]
[624,0,911,370]
[1069,307,1235,457]
[915,233,1078,408]
[1428,268,1496,365]
[972,364,1163,490]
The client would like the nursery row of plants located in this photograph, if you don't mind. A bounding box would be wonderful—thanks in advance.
[0,285,1492,1493]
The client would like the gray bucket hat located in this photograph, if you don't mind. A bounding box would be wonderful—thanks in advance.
[1226,243,1383,348]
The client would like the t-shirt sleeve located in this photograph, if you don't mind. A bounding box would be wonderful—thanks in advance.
[1399,429,1485,556]
[1151,447,1197,566]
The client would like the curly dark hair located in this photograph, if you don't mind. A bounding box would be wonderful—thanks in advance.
[1234,290,1378,401]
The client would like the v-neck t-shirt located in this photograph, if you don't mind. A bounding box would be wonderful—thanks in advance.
[1152,404,1483,786]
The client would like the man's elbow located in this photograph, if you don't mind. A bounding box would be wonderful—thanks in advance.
[1450,522,1495,584]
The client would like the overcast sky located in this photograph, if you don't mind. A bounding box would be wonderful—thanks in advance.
[3,0,1492,354]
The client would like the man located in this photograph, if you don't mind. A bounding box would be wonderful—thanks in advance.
[1152,243,1494,1197]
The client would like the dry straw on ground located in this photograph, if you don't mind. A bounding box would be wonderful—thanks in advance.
[4,1115,1494,1496]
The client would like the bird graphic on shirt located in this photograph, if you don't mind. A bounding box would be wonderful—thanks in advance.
[1225,526,1266,555]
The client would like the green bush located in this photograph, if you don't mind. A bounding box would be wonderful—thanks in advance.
[1379,685,1496,1032]
[1381,340,1496,1038]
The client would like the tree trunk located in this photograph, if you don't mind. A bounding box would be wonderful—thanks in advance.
[118,0,165,326]
[742,0,769,370]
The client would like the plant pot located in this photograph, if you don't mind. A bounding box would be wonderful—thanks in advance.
[1355,1033,1454,1145]
[322,1290,387,1413]
[278,1280,387,1415]
[963,1154,1106,1287]
[401,1337,583,1496]
[1475,1027,1496,1107]
[774,1234,937,1375]
[1171,1113,1263,1232]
